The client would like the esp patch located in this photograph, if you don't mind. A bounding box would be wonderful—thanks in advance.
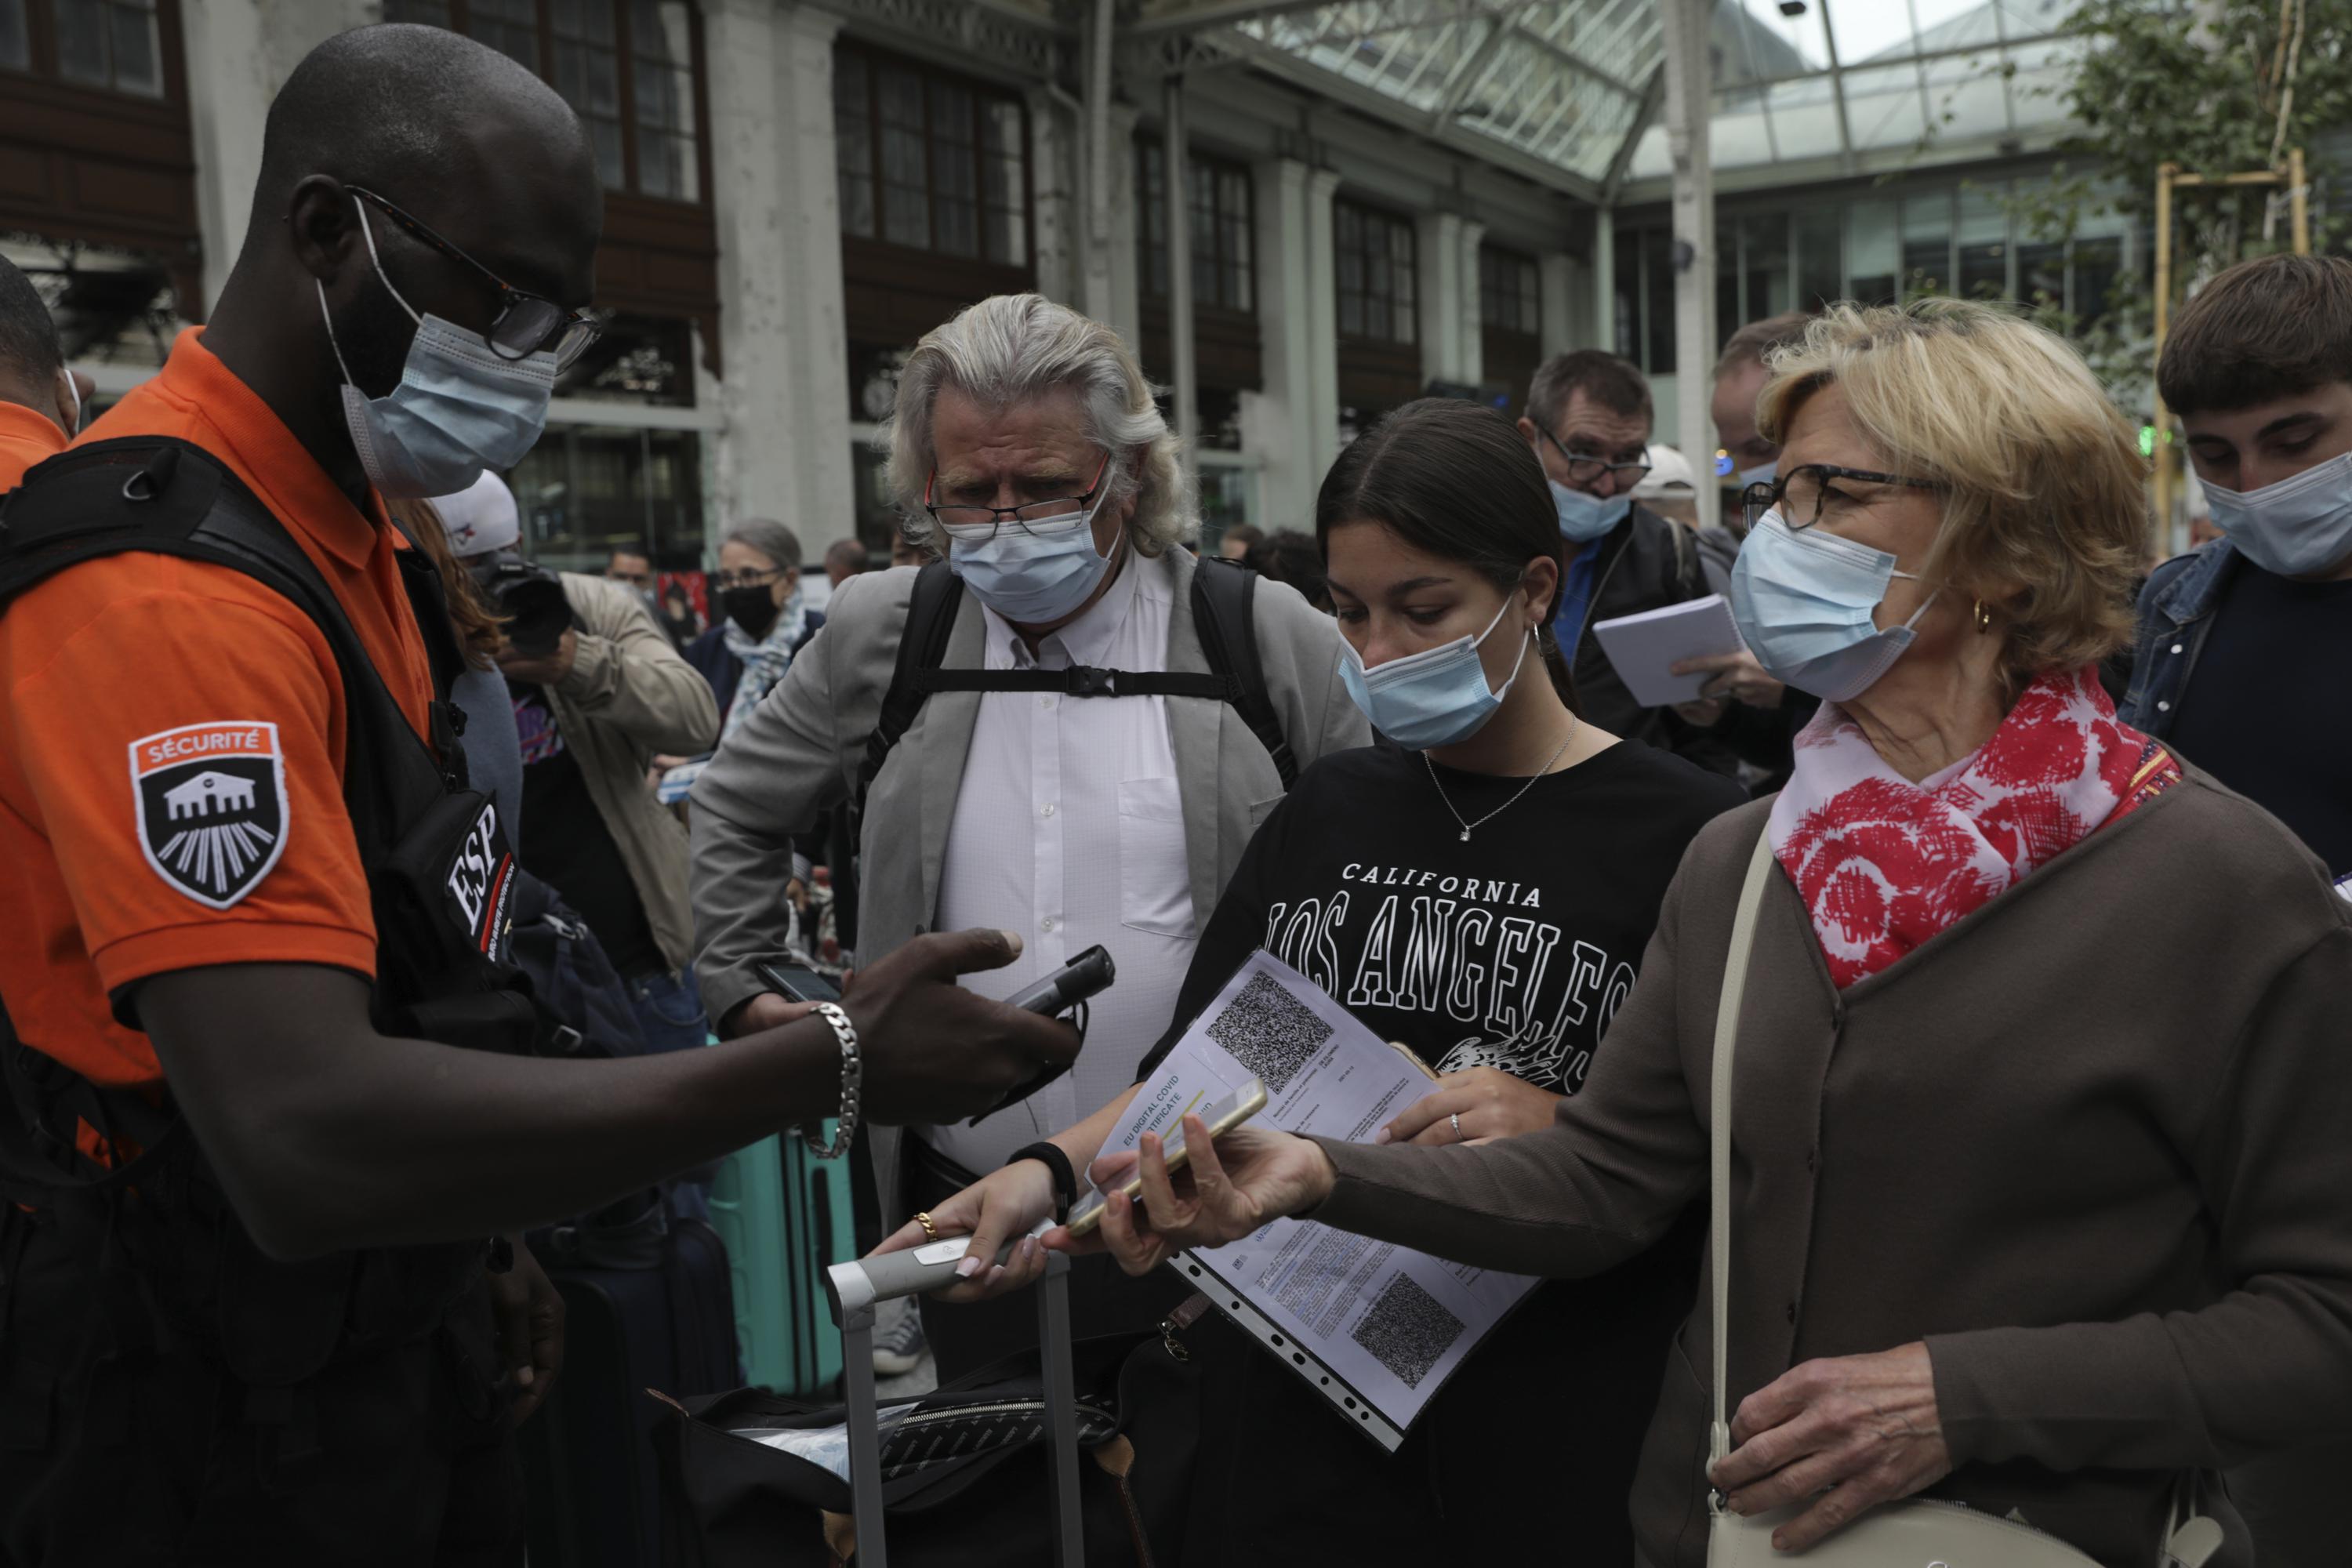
[129,721,289,909]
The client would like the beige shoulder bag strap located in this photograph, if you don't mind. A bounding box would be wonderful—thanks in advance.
[1708,827,1780,1469]
[1700,827,2224,1568]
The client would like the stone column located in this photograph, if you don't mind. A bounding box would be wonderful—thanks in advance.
[1457,218,1486,387]
[1414,210,1464,386]
[1242,158,1341,524]
[704,0,850,543]
[1025,86,1079,307]
[1304,167,1340,463]
[183,0,373,314]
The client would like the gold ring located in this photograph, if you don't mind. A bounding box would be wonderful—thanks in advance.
[915,1210,939,1243]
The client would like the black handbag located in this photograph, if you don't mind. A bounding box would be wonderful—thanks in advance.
[653,1303,1210,1568]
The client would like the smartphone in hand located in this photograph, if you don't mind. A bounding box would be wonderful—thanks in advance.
[1064,1078,1269,1239]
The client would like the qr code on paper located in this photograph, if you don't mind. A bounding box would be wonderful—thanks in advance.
[1204,971,1333,1094]
[1348,1274,1465,1389]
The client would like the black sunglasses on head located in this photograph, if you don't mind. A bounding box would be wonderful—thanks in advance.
[347,184,601,370]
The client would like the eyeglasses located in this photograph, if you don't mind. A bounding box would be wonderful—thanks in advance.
[1537,425,1652,488]
[710,567,786,592]
[924,455,1112,539]
[1742,463,1943,532]
[347,185,602,370]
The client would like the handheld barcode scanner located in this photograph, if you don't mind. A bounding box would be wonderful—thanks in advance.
[967,944,1116,1125]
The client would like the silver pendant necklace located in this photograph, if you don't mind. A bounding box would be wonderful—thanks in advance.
[1425,717,1578,842]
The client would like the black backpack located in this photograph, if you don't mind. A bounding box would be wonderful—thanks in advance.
[856,555,1299,811]
[826,557,1298,953]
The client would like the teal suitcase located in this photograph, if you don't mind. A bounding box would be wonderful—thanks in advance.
[708,1130,855,1396]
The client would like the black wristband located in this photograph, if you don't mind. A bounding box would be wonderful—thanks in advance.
[1007,1141,1077,1222]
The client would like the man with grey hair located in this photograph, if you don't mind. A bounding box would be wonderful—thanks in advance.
[691,293,1366,1376]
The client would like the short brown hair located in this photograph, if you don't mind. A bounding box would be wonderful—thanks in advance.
[1526,349,1652,434]
[1715,309,1816,379]
[2159,253,2352,416]
[1759,299,2147,698]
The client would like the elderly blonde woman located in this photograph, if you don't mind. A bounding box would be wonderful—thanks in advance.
[1050,300,2352,1566]
[688,292,1366,1378]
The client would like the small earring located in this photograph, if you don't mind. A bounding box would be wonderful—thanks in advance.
[1973,599,1994,633]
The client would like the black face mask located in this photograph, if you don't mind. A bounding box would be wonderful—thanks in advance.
[721,585,779,639]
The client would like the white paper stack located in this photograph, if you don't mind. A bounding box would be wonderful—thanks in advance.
[1097,951,1536,1450]
[1590,593,1747,706]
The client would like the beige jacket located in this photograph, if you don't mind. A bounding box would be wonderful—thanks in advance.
[1312,775,2352,1568]
[543,573,720,974]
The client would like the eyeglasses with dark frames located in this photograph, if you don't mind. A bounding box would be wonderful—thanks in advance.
[924,454,1113,539]
[1537,424,1652,488]
[1743,463,1942,533]
[347,185,602,371]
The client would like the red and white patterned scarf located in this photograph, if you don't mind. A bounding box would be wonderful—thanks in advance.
[1769,667,2180,989]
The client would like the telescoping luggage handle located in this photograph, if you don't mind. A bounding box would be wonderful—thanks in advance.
[825,1232,1083,1568]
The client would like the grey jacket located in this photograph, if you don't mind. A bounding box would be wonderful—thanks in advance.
[1312,778,2352,1568]
[690,550,1368,1217]
[543,573,721,974]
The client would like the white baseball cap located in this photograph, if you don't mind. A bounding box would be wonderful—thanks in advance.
[435,470,521,557]
[1632,444,1697,499]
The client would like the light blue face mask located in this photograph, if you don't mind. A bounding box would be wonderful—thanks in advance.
[1730,511,1933,703]
[1737,457,1777,489]
[318,199,556,499]
[2203,451,2352,578]
[945,502,1115,625]
[1338,597,1530,751]
[1550,478,1632,543]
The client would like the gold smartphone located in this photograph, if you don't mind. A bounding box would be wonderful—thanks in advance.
[1064,1077,1269,1240]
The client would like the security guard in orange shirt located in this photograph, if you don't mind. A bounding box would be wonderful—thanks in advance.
[0,26,1076,1565]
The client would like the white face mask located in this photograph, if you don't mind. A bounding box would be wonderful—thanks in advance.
[1337,597,1530,750]
[318,196,557,499]
[2202,451,2352,578]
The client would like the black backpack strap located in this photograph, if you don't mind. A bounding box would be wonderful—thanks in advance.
[1189,557,1297,788]
[913,666,1228,699]
[857,561,965,808]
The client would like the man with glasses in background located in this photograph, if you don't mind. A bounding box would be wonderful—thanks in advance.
[691,292,1367,1379]
[1519,350,1736,775]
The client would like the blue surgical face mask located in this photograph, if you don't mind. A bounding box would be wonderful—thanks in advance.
[945,499,1116,624]
[1730,511,1933,703]
[318,199,556,499]
[1737,457,1777,489]
[1550,478,1632,543]
[2203,451,2352,578]
[1338,597,1530,751]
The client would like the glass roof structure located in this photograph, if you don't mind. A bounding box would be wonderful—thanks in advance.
[1139,0,2096,199]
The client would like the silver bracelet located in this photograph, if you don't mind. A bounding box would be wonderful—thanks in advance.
[798,1002,861,1159]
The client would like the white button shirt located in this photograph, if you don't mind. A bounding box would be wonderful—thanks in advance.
[926,553,1198,1171]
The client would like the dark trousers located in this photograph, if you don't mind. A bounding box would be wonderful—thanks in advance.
[0,1207,521,1567]
[905,1138,1189,1386]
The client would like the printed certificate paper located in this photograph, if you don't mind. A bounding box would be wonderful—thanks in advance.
[1098,950,1537,1450]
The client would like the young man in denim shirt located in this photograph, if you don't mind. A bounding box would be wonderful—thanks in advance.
[2123,253,2352,895]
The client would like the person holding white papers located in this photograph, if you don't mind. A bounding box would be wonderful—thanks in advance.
[875,399,1743,1564]
[1517,350,1740,776]
[1052,302,2352,1568]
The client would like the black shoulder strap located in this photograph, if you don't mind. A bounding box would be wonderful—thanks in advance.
[1190,556,1298,788]
[848,554,1301,811]
[858,560,966,808]
[0,437,458,819]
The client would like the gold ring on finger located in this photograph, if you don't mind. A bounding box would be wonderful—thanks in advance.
[915,1210,939,1243]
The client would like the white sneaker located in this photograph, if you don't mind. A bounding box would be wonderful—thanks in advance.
[871,1296,927,1377]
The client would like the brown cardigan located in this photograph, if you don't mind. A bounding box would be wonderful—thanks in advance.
[1313,772,2352,1568]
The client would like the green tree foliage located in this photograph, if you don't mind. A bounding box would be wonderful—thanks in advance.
[1929,0,2352,400]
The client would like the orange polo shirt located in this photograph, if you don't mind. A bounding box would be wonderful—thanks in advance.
[0,400,68,489]
[0,328,434,1089]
